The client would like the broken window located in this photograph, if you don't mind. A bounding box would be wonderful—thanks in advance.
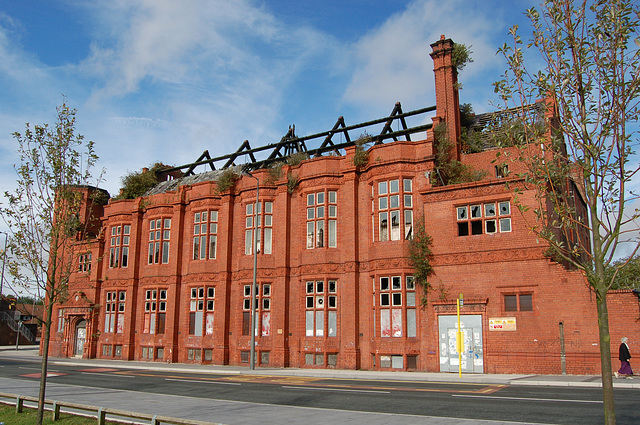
[188,286,215,336]
[193,211,218,260]
[109,224,130,268]
[307,191,337,249]
[375,179,413,242]
[242,283,270,337]
[495,164,509,178]
[78,252,92,273]
[376,275,416,339]
[105,291,126,334]
[457,201,512,236]
[148,219,170,264]
[305,279,338,338]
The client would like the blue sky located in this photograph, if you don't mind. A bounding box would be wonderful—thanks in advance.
[0,0,539,196]
[1,0,637,260]
[0,0,638,268]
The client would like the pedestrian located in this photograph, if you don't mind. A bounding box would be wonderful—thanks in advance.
[614,337,633,379]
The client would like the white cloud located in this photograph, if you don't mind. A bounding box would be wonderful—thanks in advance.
[81,0,320,102]
[343,0,519,115]
[62,0,338,192]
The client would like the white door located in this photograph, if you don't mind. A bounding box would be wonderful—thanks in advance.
[74,320,86,357]
[438,315,484,373]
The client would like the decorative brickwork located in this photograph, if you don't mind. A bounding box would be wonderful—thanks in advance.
[45,37,640,375]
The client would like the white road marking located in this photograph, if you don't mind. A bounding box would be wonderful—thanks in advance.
[453,394,603,404]
[282,385,390,394]
[165,378,241,386]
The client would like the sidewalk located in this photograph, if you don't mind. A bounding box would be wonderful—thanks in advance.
[3,345,638,389]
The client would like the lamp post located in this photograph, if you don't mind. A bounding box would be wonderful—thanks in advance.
[0,231,7,297]
[456,293,464,378]
[16,318,22,350]
[246,173,259,370]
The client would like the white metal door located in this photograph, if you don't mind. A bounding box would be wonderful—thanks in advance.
[438,315,483,373]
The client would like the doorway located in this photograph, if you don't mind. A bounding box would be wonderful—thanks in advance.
[438,314,483,373]
[74,320,86,357]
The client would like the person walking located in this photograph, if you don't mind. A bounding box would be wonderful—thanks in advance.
[615,337,633,379]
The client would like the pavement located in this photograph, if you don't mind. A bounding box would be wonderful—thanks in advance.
[2,345,637,389]
[0,345,638,425]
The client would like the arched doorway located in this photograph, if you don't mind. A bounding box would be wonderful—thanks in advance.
[74,319,87,357]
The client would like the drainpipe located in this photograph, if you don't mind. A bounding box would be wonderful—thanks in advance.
[559,322,566,375]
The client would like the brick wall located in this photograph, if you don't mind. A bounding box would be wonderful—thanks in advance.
[43,36,639,376]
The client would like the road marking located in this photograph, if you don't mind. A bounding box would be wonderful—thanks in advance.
[20,372,66,378]
[81,372,135,378]
[165,378,241,386]
[453,394,603,404]
[283,385,390,394]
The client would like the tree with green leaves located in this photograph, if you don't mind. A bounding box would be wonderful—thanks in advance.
[493,1,639,423]
[605,254,640,289]
[1,102,103,425]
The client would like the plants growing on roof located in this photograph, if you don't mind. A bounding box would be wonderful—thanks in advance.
[215,168,239,194]
[352,133,373,169]
[115,163,167,200]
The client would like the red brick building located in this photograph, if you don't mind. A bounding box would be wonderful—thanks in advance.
[46,36,640,375]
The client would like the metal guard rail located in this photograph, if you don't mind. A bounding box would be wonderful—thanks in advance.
[0,392,224,425]
[0,311,36,343]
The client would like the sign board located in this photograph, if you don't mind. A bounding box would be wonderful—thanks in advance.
[489,317,516,331]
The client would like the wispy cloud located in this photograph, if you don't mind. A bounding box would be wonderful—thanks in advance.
[343,0,519,115]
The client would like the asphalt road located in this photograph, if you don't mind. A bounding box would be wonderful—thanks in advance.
[0,357,638,425]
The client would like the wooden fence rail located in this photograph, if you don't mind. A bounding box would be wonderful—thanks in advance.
[0,392,224,425]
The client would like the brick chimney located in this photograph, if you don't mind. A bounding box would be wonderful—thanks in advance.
[430,35,461,162]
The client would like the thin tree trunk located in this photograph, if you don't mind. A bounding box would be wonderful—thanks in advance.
[37,298,53,425]
[596,289,616,425]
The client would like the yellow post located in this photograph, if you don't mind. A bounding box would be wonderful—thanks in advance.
[457,293,463,377]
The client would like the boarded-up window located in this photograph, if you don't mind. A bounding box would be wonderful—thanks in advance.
[328,311,337,337]
[407,309,416,338]
[242,311,250,335]
[380,309,391,337]
[520,294,533,311]
[504,295,518,311]
[392,309,402,337]
[205,313,214,335]
[262,312,271,336]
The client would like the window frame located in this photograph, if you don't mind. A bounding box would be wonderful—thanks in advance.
[245,201,274,255]
[305,279,338,337]
[306,191,338,249]
[242,282,272,336]
[104,290,126,334]
[456,201,512,237]
[109,224,131,268]
[192,211,218,260]
[148,218,171,265]
[504,293,534,312]
[375,275,417,338]
[375,179,413,242]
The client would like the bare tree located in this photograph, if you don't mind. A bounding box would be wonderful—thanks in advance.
[493,1,640,423]
[1,102,103,425]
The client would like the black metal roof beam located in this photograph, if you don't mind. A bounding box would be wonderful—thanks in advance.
[163,104,437,174]
[378,103,403,144]
[220,140,257,171]
[240,122,434,172]
[315,116,348,157]
[266,126,302,161]
[184,150,214,176]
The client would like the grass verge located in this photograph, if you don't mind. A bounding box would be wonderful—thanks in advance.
[0,402,120,424]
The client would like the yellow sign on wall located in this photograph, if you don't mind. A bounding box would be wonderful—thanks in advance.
[489,317,517,331]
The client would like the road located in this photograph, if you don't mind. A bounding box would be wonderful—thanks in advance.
[0,356,638,425]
